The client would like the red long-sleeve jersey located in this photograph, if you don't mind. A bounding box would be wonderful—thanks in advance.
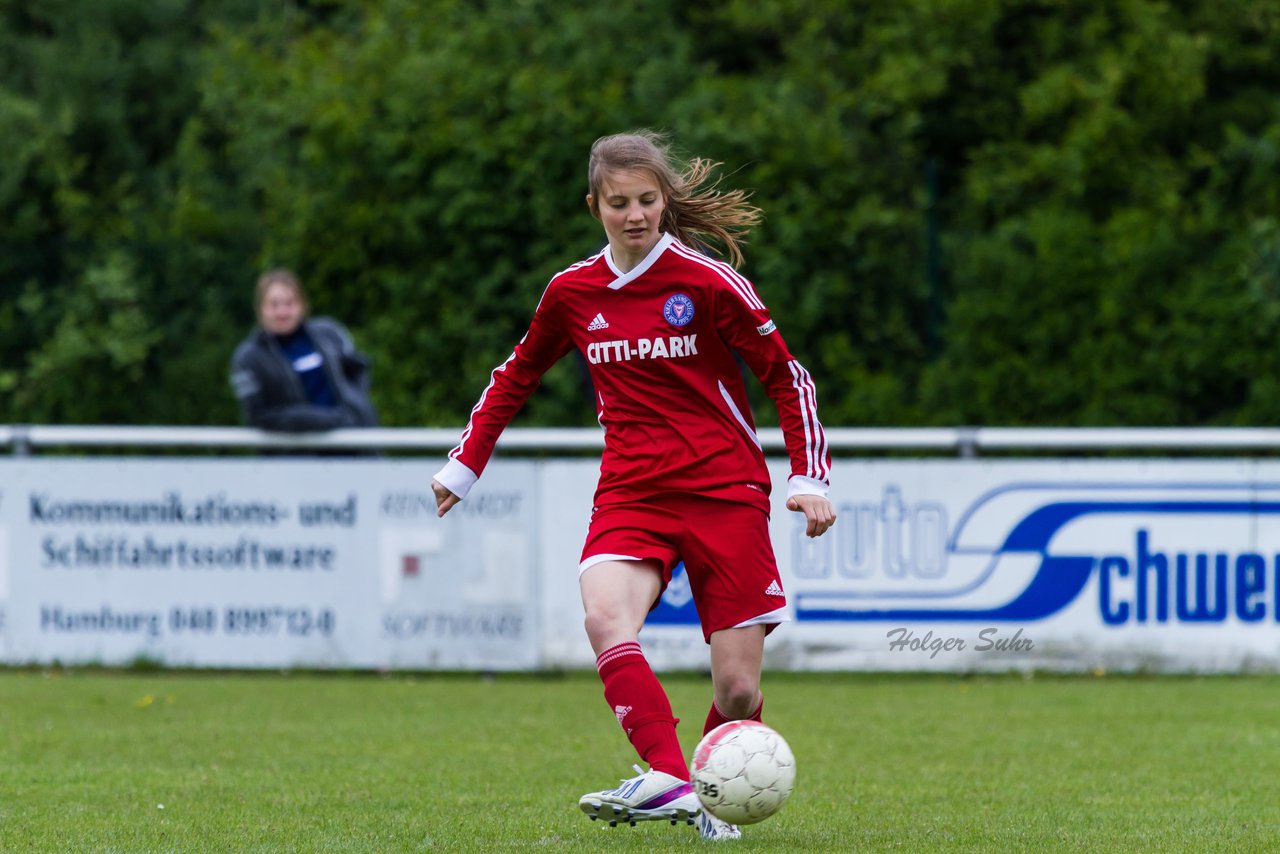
[435,233,830,513]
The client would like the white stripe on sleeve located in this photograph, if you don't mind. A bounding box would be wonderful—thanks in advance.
[786,360,829,481]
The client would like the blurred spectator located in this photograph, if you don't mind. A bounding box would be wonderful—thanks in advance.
[229,269,379,431]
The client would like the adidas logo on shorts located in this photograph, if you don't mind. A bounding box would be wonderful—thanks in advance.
[764,580,784,597]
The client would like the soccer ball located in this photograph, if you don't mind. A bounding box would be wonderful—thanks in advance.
[690,720,796,825]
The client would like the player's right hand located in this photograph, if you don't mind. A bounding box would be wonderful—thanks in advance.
[431,478,461,517]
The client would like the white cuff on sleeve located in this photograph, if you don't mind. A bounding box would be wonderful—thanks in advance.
[787,475,829,500]
[433,458,479,501]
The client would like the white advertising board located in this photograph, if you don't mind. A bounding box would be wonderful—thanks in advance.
[0,459,540,669]
[3,457,1278,672]
[541,458,1280,673]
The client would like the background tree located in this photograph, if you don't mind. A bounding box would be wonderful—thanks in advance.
[2,0,1279,429]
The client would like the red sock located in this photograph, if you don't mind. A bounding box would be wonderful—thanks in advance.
[596,642,688,777]
[704,695,764,735]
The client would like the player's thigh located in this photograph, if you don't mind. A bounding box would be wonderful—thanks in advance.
[579,559,664,653]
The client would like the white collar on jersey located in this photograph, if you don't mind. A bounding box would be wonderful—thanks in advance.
[604,232,675,289]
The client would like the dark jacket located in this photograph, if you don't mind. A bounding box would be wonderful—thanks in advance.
[229,317,379,431]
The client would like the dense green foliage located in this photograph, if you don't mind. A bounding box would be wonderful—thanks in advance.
[2,1,1279,428]
[2,671,1277,851]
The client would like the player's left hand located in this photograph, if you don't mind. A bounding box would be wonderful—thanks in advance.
[431,478,461,518]
[786,494,836,538]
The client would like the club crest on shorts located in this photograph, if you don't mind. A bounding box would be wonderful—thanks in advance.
[663,293,695,327]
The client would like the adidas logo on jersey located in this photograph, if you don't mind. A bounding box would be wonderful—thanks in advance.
[764,580,785,597]
[587,313,609,331]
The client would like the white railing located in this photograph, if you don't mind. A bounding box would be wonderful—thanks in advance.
[5,425,1280,455]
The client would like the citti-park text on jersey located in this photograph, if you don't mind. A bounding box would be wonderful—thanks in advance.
[585,334,698,365]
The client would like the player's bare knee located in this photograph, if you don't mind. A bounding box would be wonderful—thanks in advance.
[582,608,627,647]
[582,610,606,643]
[716,679,760,719]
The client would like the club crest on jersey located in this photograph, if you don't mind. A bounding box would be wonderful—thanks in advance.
[663,293,695,327]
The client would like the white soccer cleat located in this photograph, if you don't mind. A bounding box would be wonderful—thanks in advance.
[696,810,743,840]
[578,764,701,827]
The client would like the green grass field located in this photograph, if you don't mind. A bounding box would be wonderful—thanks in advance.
[1,670,1276,853]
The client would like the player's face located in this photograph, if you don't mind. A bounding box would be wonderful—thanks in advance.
[590,169,666,270]
[259,282,305,336]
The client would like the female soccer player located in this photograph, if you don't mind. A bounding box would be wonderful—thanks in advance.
[431,130,835,841]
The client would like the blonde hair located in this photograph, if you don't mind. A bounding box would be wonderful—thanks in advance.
[254,268,309,318]
[587,130,763,269]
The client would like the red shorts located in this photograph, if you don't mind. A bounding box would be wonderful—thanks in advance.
[579,493,788,643]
